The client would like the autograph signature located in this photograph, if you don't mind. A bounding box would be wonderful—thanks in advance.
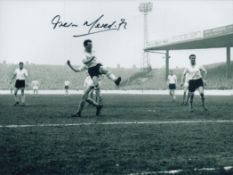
[51,14,127,37]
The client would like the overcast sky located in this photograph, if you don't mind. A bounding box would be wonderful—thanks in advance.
[0,0,232,68]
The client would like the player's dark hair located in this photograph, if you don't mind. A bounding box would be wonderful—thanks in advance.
[189,54,196,59]
[19,62,24,65]
[83,39,92,47]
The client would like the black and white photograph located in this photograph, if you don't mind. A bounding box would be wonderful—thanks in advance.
[0,0,233,174]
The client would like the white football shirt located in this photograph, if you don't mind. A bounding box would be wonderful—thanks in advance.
[32,80,39,87]
[64,81,70,86]
[183,64,206,80]
[14,68,28,80]
[82,50,98,68]
[168,75,177,84]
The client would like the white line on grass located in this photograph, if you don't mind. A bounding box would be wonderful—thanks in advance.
[128,166,233,175]
[1,119,233,128]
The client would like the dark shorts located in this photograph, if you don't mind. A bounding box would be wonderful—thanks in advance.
[65,86,69,90]
[15,80,25,89]
[88,63,102,78]
[188,78,204,92]
[169,84,176,90]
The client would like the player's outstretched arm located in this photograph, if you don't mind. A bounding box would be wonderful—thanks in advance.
[200,66,207,84]
[67,60,80,72]
[10,74,16,84]
[180,69,187,87]
[200,66,207,80]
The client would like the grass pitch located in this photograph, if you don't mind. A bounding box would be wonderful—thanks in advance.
[0,94,233,175]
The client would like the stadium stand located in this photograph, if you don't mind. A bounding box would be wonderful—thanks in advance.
[0,62,232,90]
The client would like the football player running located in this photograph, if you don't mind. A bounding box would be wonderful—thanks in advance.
[181,54,208,112]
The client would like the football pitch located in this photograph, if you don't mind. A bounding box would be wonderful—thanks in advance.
[0,94,233,175]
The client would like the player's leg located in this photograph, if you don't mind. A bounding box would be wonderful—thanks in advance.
[65,87,67,95]
[14,88,19,106]
[188,80,195,112]
[93,85,103,116]
[86,88,94,107]
[87,76,103,116]
[21,88,26,105]
[88,86,103,107]
[169,89,172,97]
[172,89,176,101]
[189,91,194,112]
[169,84,175,102]
[183,87,189,105]
[183,85,187,104]
[99,66,121,86]
[73,85,101,117]
[88,76,99,104]
[185,88,190,105]
[169,90,174,101]
[86,94,100,107]
[198,86,208,111]
[89,89,94,100]
[170,89,173,98]
[168,84,172,98]
[186,90,190,105]
[72,87,92,117]
[10,87,13,94]
[183,90,186,104]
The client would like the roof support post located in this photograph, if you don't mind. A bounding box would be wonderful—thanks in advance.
[226,46,231,79]
[165,50,170,80]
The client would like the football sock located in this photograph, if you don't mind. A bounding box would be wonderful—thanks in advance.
[14,94,19,102]
[99,96,103,106]
[190,93,194,108]
[95,87,100,104]
[200,93,205,106]
[170,91,172,97]
[21,95,25,103]
[173,95,176,100]
[183,92,186,103]
[106,72,117,81]
[14,95,17,102]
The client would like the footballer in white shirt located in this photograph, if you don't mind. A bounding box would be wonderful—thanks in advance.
[181,54,208,112]
[167,70,177,102]
[66,39,121,117]
[31,80,39,95]
[64,80,70,95]
[10,62,28,106]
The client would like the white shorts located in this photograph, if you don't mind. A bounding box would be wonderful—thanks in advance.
[84,76,102,89]
[84,76,94,89]
[184,81,189,88]
[33,86,38,90]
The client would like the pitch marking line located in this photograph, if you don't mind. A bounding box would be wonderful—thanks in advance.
[128,166,233,175]
[1,120,233,128]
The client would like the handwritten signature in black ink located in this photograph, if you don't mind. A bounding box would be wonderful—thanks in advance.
[51,14,127,37]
